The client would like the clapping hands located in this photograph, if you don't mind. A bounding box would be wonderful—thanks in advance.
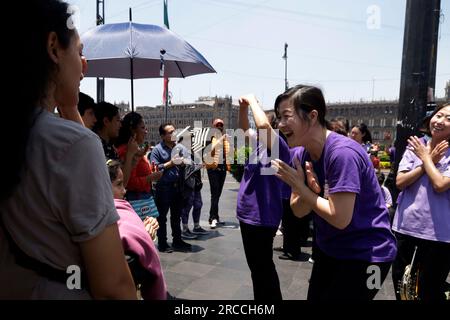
[144,217,159,241]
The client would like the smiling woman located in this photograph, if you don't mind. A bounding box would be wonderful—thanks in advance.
[392,103,450,301]
[272,85,397,301]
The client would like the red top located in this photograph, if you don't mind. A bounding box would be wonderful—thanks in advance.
[117,144,152,193]
[372,157,380,169]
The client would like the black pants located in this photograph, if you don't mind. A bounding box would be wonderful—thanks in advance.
[154,183,182,244]
[392,232,450,301]
[307,248,391,301]
[207,169,227,222]
[240,221,282,300]
[281,199,311,256]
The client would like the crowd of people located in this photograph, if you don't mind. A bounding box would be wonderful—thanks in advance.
[0,0,448,301]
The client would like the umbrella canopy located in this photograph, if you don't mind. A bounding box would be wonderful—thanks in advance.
[81,22,216,79]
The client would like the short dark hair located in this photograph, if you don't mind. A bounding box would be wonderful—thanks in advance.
[352,123,372,144]
[329,117,349,136]
[93,101,119,132]
[274,85,327,127]
[78,92,95,116]
[421,102,450,141]
[159,123,174,136]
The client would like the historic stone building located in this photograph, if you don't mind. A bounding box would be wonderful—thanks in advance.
[136,96,239,145]
[327,100,398,143]
[327,94,448,144]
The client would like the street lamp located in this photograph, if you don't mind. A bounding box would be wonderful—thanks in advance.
[282,43,288,91]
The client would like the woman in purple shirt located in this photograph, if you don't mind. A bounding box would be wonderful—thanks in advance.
[392,103,450,301]
[236,94,290,300]
[272,85,396,301]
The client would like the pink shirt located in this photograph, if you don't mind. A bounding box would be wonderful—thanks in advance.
[115,199,167,299]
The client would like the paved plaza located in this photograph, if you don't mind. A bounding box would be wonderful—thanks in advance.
[158,170,397,300]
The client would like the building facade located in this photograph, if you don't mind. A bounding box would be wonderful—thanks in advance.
[327,95,448,144]
[136,96,239,145]
[327,100,398,144]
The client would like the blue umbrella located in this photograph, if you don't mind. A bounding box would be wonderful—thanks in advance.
[81,21,216,111]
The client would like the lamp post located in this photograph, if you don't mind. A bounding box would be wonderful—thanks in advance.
[282,43,288,91]
[96,0,105,102]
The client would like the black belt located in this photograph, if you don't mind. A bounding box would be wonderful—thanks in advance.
[0,220,89,289]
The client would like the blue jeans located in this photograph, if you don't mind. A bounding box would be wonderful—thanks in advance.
[182,190,203,225]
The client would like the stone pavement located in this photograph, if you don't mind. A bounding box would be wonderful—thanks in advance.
[158,171,396,300]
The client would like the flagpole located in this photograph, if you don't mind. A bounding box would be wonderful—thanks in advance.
[129,8,134,112]
[165,78,169,122]
[163,0,170,122]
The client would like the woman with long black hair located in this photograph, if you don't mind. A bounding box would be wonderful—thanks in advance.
[0,0,136,299]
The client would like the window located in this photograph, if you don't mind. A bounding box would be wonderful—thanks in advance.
[373,131,379,140]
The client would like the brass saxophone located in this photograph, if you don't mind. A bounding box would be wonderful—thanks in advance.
[399,246,420,300]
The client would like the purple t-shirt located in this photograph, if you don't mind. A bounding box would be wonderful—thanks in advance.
[236,134,290,228]
[295,132,397,262]
[392,147,450,243]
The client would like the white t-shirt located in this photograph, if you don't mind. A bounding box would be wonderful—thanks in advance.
[0,110,119,299]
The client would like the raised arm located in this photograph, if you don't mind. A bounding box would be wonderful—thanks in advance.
[239,94,277,150]
[238,99,250,131]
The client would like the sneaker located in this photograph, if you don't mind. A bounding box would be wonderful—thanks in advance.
[192,226,209,235]
[210,219,217,229]
[172,239,192,251]
[308,257,314,264]
[279,252,300,261]
[158,243,173,253]
[181,229,198,240]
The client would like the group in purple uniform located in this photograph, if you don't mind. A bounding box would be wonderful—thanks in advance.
[236,85,449,301]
